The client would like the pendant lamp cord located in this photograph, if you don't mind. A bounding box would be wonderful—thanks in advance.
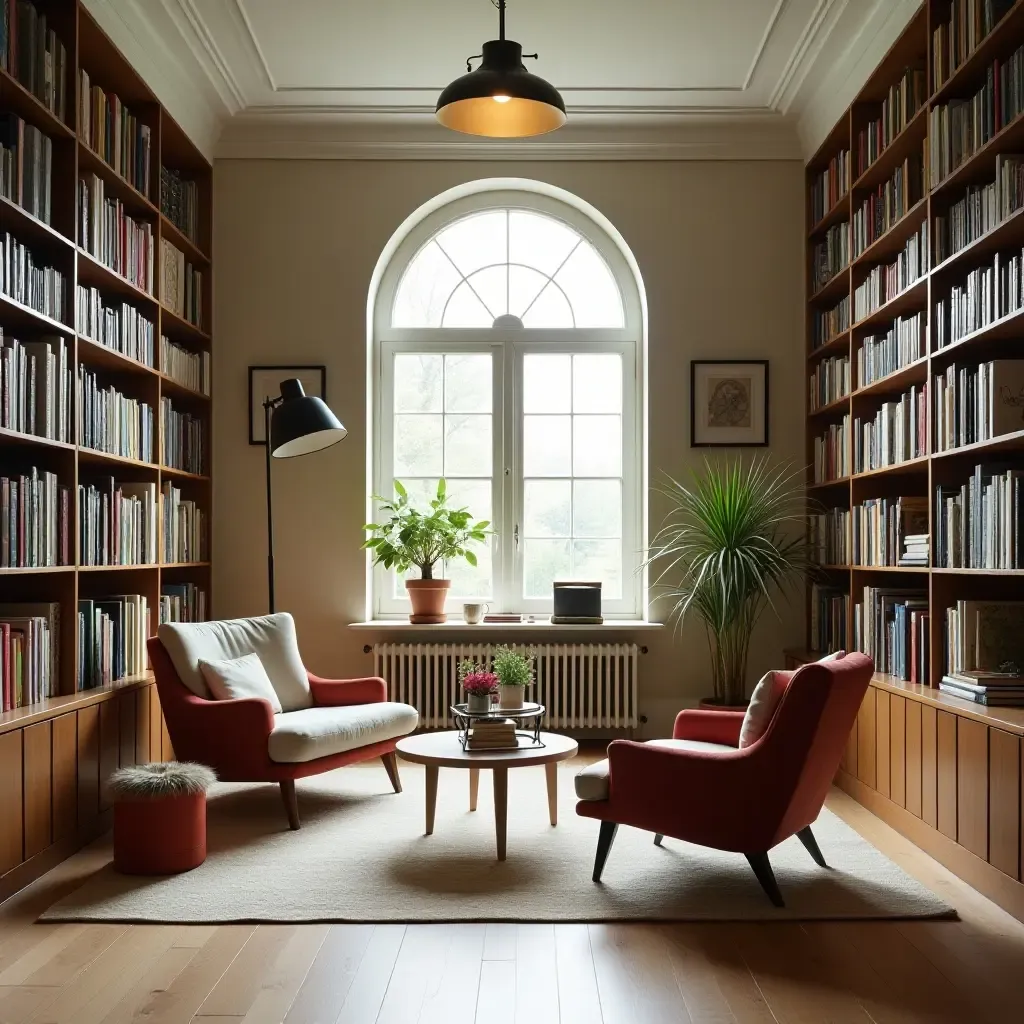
[492,0,505,40]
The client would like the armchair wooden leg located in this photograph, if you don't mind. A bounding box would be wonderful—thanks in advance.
[745,852,784,907]
[280,780,300,830]
[593,821,619,882]
[381,751,402,794]
[796,825,827,867]
[654,833,664,847]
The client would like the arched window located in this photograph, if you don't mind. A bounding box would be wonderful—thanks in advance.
[372,186,644,619]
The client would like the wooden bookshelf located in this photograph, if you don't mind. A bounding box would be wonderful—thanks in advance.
[0,1,211,897]
[801,0,1024,915]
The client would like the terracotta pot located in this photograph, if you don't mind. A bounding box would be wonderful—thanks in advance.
[406,578,451,624]
[698,697,749,712]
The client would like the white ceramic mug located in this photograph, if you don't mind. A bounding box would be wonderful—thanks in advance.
[463,602,489,624]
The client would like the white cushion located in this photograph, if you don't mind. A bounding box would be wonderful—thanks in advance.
[268,702,419,763]
[158,613,312,711]
[574,739,735,802]
[199,653,283,714]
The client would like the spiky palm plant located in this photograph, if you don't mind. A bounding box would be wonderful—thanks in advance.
[648,458,811,706]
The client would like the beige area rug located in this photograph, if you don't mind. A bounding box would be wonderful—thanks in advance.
[42,762,953,923]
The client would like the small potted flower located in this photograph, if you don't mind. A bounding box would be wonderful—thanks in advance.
[492,645,534,710]
[459,660,499,713]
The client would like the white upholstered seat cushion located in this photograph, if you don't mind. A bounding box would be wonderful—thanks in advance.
[574,738,735,802]
[158,613,312,711]
[268,702,419,764]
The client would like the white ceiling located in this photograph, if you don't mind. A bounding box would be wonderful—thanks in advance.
[84,0,924,160]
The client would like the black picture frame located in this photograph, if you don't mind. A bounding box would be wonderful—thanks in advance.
[690,360,769,447]
[248,365,327,445]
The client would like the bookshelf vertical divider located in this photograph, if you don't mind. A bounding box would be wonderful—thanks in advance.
[0,0,213,899]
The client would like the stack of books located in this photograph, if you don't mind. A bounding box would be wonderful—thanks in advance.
[0,601,59,709]
[3,1,69,122]
[812,295,850,350]
[483,613,522,624]
[0,231,66,320]
[160,583,207,624]
[933,360,1024,452]
[940,671,1024,707]
[854,585,929,681]
[811,221,850,292]
[160,240,203,327]
[811,584,848,653]
[78,70,152,197]
[813,414,850,482]
[857,66,926,174]
[852,495,927,567]
[853,383,927,473]
[468,719,517,749]
[0,113,53,224]
[160,167,200,243]
[76,285,155,367]
[935,154,1024,262]
[853,222,928,320]
[945,599,1024,677]
[900,533,930,566]
[931,1,1015,91]
[810,148,850,224]
[935,463,1024,570]
[78,174,155,294]
[857,312,925,388]
[77,595,150,690]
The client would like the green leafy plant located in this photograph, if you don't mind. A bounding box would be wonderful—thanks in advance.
[363,479,489,580]
[646,458,812,707]
[491,645,535,688]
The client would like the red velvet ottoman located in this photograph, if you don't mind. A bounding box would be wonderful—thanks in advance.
[108,762,216,874]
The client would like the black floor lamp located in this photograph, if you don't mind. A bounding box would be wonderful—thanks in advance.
[264,378,347,612]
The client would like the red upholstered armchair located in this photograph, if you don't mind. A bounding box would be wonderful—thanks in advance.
[148,613,419,830]
[574,652,874,906]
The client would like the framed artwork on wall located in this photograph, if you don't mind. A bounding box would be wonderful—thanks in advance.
[690,360,769,447]
[249,365,327,445]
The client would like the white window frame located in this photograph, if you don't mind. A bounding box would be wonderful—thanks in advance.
[372,188,644,620]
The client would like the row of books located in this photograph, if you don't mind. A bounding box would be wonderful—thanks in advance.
[160,167,201,245]
[77,594,149,690]
[75,285,155,367]
[940,671,1024,705]
[77,366,155,462]
[936,463,1024,569]
[812,295,850,350]
[944,598,1024,679]
[160,583,207,624]
[934,247,1024,348]
[813,414,850,483]
[929,42,1024,187]
[851,154,923,257]
[809,507,850,566]
[851,495,928,567]
[934,154,1024,263]
[0,467,70,567]
[932,359,1024,452]
[812,221,850,293]
[0,332,70,442]
[0,601,59,710]
[160,239,203,327]
[852,221,928,321]
[0,113,52,224]
[852,383,928,473]
[161,336,210,395]
[160,398,205,474]
[854,584,929,682]
[932,1,1015,92]
[0,230,66,322]
[856,311,926,388]
[163,482,206,564]
[856,67,927,176]
[811,584,848,653]
[78,477,156,566]
[78,70,152,198]
[0,1,69,122]
[79,174,155,295]
[809,353,850,411]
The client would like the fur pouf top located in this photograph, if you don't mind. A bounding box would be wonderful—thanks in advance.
[107,761,217,800]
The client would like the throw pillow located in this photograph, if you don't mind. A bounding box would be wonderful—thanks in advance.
[199,653,283,713]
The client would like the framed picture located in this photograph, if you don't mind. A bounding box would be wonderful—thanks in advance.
[690,360,769,447]
[249,365,327,445]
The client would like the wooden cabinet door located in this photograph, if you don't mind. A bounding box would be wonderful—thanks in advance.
[77,705,100,825]
[922,705,938,828]
[956,719,988,860]
[52,712,78,842]
[890,695,906,808]
[937,711,958,841]
[905,699,922,818]
[99,701,120,811]
[989,729,1021,880]
[857,688,876,789]
[0,731,23,875]
[23,722,52,860]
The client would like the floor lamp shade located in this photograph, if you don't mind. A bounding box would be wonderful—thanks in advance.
[270,379,347,458]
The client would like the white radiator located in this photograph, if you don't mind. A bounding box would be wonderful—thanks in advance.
[371,642,640,729]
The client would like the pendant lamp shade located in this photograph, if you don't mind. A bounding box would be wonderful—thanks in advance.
[270,379,347,459]
[436,3,565,138]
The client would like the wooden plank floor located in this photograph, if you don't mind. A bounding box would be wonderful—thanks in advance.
[1,785,1022,1023]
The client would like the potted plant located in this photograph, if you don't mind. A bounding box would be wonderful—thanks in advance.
[492,645,535,710]
[647,458,811,709]
[459,661,499,713]
[363,479,489,623]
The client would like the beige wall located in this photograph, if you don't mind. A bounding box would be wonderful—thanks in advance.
[212,158,805,735]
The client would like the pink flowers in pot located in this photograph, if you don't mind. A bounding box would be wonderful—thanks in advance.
[461,668,499,696]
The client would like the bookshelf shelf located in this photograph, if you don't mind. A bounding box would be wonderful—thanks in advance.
[852,454,930,480]
[76,140,158,218]
[0,67,74,139]
[808,195,851,237]
[159,306,210,347]
[850,278,928,332]
[0,426,76,452]
[160,561,210,569]
[851,105,929,194]
[808,477,852,491]
[159,465,209,482]
[852,199,928,268]
[932,567,1024,575]
[851,564,930,573]
[810,269,852,306]
[930,107,1024,197]
[808,331,852,361]
[0,293,71,333]
[930,428,1024,461]
[77,248,157,307]
[809,393,852,418]
[931,203,1024,278]
[77,447,158,471]
[0,565,75,575]
[159,214,209,266]
[77,336,158,377]
[0,193,74,252]
[159,374,210,402]
[76,564,159,572]
[852,354,929,398]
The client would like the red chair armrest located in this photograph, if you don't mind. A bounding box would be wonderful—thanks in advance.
[309,674,388,707]
[673,709,746,745]
[172,692,275,772]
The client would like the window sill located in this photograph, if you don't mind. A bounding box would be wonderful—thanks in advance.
[349,619,663,632]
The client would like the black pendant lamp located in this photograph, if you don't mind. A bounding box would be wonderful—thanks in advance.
[436,0,566,138]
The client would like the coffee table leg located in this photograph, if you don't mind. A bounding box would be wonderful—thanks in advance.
[545,761,558,826]
[425,765,439,835]
[493,767,508,861]
[469,768,480,812]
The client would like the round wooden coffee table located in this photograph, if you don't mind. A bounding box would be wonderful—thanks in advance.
[395,731,579,860]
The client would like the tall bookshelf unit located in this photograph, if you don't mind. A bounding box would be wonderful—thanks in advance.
[799,1,1024,920]
[0,0,213,900]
